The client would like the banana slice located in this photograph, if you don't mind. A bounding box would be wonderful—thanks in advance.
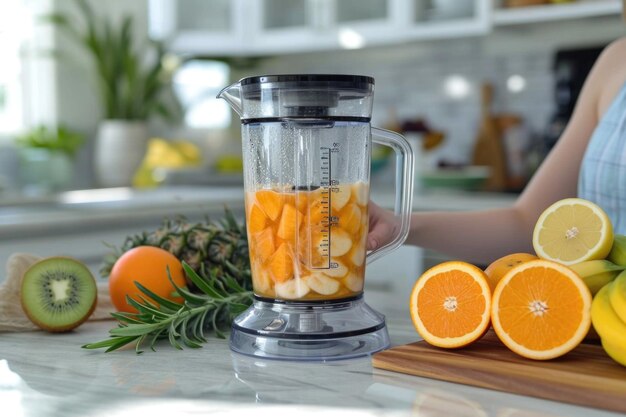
[275,279,310,299]
[329,228,352,257]
[351,182,369,207]
[343,272,363,292]
[324,259,349,278]
[304,272,340,295]
[331,185,351,211]
[252,262,272,293]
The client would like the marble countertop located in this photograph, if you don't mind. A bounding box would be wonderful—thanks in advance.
[0,291,618,417]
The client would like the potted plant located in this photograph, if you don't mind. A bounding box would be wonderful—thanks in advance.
[47,0,180,187]
[15,125,84,193]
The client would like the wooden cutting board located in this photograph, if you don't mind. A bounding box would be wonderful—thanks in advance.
[372,332,626,413]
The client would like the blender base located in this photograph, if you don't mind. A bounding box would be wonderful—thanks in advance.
[229,295,390,361]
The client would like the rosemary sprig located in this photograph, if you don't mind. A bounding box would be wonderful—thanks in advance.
[82,262,253,353]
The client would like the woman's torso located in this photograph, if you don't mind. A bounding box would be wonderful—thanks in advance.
[578,80,626,234]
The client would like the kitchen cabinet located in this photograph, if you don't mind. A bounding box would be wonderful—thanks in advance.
[149,0,490,56]
[148,0,250,56]
[148,0,622,56]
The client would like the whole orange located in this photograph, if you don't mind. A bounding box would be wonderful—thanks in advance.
[109,246,186,313]
[484,253,538,292]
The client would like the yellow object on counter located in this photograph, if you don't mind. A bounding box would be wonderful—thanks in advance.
[133,138,202,188]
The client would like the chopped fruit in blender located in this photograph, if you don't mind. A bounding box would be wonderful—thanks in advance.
[339,203,363,235]
[245,186,367,300]
[304,272,341,295]
[277,204,302,240]
[331,185,351,211]
[323,259,349,278]
[256,189,284,221]
[349,242,366,267]
[268,242,294,283]
[342,273,363,292]
[252,261,272,293]
[329,228,353,256]
[352,182,369,206]
[248,204,267,233]
[295,192,309,213]
[275,279,310,299]
[254,227,275,263]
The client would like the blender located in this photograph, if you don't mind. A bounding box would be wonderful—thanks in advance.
[218,74,413,360]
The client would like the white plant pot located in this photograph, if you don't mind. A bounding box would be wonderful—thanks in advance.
[95,120,148,188]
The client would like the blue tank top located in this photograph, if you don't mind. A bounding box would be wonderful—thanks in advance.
[578,82,626,234]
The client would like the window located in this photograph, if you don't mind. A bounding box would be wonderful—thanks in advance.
[0,1,29,134]
[173,60,231,129]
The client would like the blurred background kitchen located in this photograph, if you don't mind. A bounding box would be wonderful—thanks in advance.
[0,0,624,289]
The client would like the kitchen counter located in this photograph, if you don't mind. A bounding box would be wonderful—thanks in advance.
[0,291,618,417]
[0,186,517,238]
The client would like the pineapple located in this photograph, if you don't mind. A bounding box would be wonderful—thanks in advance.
[101,209,252,290]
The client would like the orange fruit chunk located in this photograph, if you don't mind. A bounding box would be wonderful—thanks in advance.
[339,203,362,235]
[410,261,491,348]
[253,227,275,263]
[484,253,538,292]
[247,203,267,234]
[277,204,302,241]
[491,259,592,360]
[256,189,284,221]
[267,242,294,283]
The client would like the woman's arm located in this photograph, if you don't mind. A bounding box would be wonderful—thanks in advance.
[370,39,626,264]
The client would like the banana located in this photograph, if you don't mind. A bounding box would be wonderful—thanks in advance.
[275,279,310,299]
[601,338,626,367]
[342,272,363,292]
[591,284,626,348]
[304,272,340,295]
[329,228,353,257]
[609,271,626,323]
[323,259,349,278]
[569,260,624,295]
[331,185,351,211]
[608,234,626,267]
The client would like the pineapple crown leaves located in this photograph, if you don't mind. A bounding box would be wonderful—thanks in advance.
[83,262,253,353]
[99,207,249,280]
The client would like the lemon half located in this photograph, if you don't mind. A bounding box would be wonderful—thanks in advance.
[532,198,613,265]
[533,198,613,265]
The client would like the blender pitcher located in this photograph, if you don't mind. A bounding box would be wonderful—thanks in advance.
[218,75,414,360]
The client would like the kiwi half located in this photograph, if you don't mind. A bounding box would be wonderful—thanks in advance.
[21,257,97,332]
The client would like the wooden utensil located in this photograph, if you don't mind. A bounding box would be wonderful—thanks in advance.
[372,332,626,414]
[472,84,508,191]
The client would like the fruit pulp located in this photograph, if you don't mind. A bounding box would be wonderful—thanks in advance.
[245,182,369,301]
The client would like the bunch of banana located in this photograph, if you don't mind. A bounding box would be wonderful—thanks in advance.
[591,272,626,367]
[608,234,626,267]
[569,260,625,295]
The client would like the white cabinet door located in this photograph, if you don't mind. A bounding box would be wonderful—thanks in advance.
[248,0,337,54]
[148,0,250,55]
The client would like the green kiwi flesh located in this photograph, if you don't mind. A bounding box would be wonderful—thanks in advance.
[21,257,97,332]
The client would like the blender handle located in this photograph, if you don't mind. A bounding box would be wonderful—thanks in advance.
[367,127,415,264]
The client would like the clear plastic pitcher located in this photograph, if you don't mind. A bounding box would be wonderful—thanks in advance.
[218,75,413,302]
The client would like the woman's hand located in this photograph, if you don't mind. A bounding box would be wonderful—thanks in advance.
[366,201,401,251]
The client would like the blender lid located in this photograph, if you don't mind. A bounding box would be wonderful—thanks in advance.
[240,74,374,88]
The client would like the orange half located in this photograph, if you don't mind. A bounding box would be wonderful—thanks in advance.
[491,259,592,360]
[410,261,492,348]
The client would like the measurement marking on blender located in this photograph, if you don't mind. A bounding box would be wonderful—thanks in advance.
[317,146,332,269]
